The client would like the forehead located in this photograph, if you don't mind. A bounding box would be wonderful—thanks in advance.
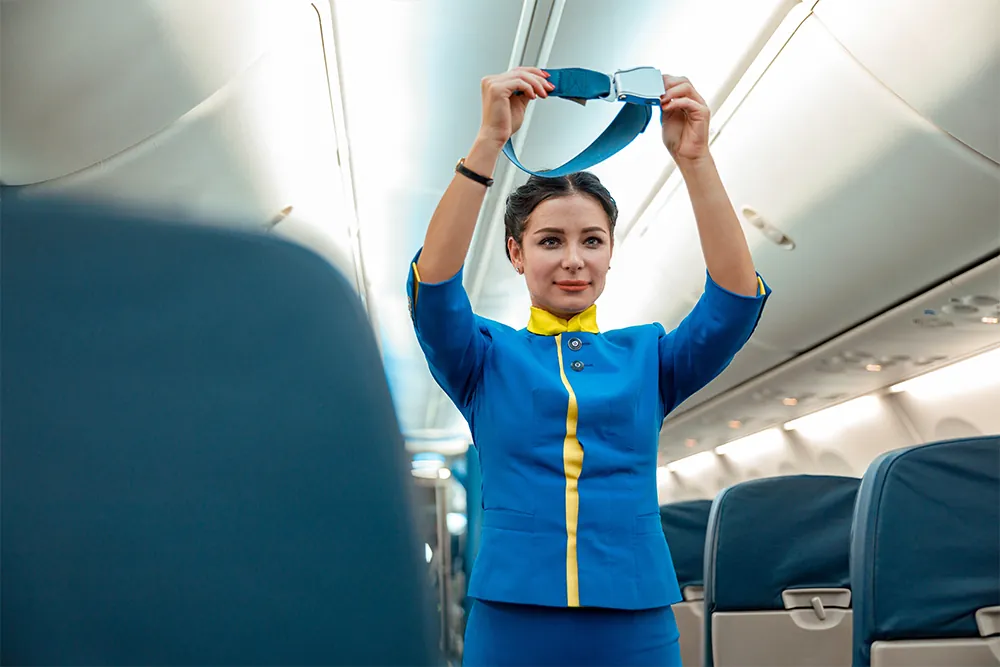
[527,194,609,233]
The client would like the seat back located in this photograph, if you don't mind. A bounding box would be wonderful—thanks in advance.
[852,436,1000,667]
[704,475,860,667]
[660,500,712,667]
[0,198,436,665]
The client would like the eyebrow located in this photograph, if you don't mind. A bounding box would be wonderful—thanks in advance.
[532,226,608,235]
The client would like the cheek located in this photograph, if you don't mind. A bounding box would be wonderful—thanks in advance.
[592,247,612,273]
[524,247,557,274]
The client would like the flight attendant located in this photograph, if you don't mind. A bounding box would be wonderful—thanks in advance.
[406,67,770,666]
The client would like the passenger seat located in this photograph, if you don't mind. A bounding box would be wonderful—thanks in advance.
[660,500,712,667]
[704,475,860,667]
[851,435,1000,667]
[0,198,436,665]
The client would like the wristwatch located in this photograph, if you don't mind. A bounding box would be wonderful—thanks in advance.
[455,158,494,187]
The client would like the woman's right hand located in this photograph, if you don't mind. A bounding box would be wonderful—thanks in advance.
[477,67,553,147]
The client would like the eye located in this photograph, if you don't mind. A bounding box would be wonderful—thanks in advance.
[584,236,604,246]
[539,236,560,247]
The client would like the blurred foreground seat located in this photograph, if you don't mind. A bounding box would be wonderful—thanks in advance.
[0,198,436,666]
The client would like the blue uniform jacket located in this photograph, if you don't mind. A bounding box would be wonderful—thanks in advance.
[406,248,770,610]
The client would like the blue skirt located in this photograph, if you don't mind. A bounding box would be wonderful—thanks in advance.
[463,600,682,666]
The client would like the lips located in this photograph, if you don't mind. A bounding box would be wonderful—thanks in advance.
[555,280,589,292]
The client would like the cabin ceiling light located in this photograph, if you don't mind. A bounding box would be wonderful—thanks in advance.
[716,428,783,457]
[446,512,467,535]
[890,346,1000,399]
[783,395,881,438]
[666,451,717,474]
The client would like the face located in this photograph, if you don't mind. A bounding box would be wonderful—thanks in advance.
[508,194,613,318]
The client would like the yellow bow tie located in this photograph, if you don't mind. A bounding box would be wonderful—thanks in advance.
[527,305,600,336]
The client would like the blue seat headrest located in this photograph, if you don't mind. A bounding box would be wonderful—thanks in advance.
[703,474,860,667]
[0,197,436,665]
[851,436,1000,666]
[659,500,712,589]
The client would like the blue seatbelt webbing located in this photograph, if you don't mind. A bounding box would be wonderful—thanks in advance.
[502,67,657,178]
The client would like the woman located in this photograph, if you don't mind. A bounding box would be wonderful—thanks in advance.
[406,67,770,666]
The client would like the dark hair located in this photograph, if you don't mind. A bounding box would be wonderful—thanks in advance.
[503,172,618,262]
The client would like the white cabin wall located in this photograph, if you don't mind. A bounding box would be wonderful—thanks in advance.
[782,398,917,477]
[894,384,1000,442]
[658,382,999,504]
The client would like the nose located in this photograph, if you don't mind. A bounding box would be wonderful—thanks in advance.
[562,244,584,272]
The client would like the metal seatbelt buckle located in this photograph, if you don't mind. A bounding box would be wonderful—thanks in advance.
[611,67,665,105]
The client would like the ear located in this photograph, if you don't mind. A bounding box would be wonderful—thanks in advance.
[507,236,524,274]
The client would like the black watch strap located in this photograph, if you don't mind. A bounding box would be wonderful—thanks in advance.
[455,158,494,187]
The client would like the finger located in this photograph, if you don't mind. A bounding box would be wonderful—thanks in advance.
[515,66,551,79]
[492,75,536,99]
[662,75,706,105]
[507,77,539,99]
[517,70,554,97]
[661,96,708,118]
[661,81,706,107]
[512,71,553,98]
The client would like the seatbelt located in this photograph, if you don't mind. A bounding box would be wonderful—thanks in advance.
[503,66,665,178]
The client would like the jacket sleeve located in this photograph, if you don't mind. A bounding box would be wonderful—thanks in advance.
[658,271,771,413]
[406,248,490,411]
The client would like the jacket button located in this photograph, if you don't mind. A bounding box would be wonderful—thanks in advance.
[568,337,583,351]
[570,360,584,372]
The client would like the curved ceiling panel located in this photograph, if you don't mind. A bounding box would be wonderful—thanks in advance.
[331,0,525,437]
[515,0,795,235]
[813,0,1000,163]
[0,0,295,185]
[13,1,350,263]
[605,15,999,425]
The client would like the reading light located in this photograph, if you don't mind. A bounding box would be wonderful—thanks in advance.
[446,513,467,535]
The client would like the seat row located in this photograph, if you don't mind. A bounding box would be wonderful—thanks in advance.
[660,435,1000,667]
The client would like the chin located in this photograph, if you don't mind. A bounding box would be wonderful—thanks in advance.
[547,290,595,315]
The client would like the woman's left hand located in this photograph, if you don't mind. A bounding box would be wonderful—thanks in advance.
[660,75,711,163]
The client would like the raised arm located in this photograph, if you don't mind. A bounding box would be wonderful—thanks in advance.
[660,74,759,296]
[407,68,553,410]
[656,75,771,410]
[416,68,553,283]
